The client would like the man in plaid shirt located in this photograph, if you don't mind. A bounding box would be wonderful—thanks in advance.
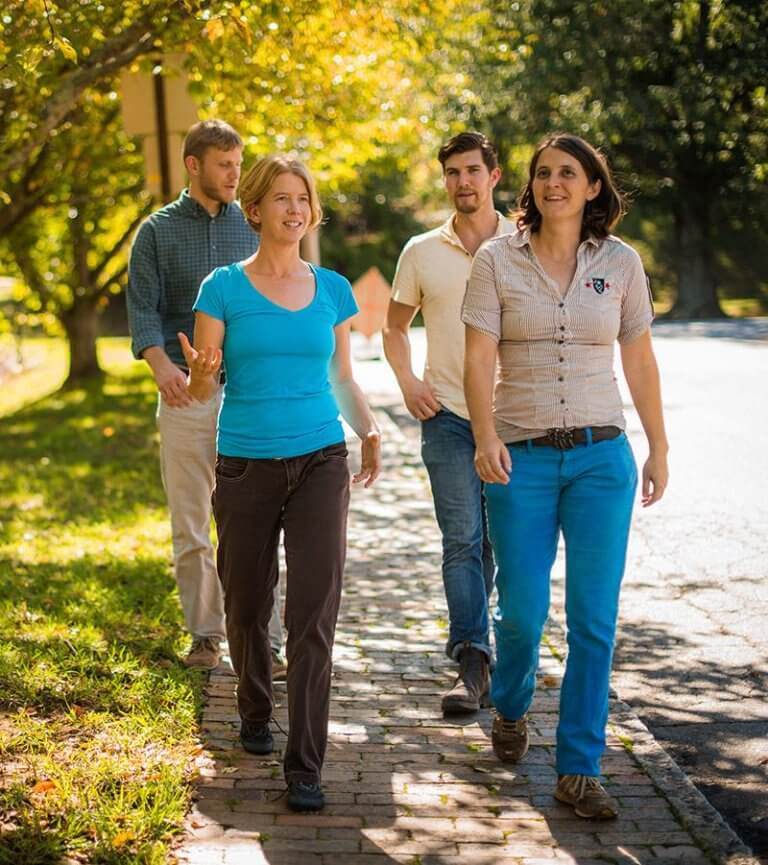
[127,120,284,672]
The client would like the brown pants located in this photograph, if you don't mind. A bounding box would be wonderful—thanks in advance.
[213,441,349,784]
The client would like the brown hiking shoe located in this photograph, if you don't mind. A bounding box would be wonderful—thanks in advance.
[183,637,221,670]
[441,643,490,715]
[554,774,619,819]
[491,711,529,763]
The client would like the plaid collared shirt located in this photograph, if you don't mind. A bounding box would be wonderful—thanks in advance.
[127,189,258,368]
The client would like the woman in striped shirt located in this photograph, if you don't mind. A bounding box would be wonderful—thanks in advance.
[462,133,668,820]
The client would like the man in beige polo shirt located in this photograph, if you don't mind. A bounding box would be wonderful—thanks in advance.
[383,132,515,715]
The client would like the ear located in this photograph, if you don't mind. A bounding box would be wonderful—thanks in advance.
[586,177,602,201]
[185,155,200,177]
[246,203,261,225]
[489,166,502,189]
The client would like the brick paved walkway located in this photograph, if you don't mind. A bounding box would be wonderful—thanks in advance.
[174,392,756,865]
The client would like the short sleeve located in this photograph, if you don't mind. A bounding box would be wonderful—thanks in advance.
[461,245,501,343]
[333,273,359,325]
[391,241,422,308]
[618,248,654,344]
[193,267,227,322]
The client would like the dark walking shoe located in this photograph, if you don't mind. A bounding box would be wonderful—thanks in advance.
[554,774,619,819]
[286,781,325,812]
[441,642,490,715]
[491,711,529,763]
[240,719,273,755]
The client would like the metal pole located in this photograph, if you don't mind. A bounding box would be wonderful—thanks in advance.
[153,66,171,202]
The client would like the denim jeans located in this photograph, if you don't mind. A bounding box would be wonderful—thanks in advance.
[421,407,494,659]
[485,433,637,776]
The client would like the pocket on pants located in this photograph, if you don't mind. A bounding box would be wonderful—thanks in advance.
[216,455,251,482]
[321,442,349,461]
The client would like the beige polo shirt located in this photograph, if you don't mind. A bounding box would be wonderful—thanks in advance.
[392,212,516,419]
[461,227,654,443]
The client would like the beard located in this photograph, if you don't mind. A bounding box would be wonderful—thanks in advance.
[199,176,236,205]
[453,193,481,213]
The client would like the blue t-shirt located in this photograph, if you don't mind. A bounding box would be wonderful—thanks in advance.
[194,262,358,458]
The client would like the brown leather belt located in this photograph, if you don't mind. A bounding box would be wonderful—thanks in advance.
[510,426,622,450]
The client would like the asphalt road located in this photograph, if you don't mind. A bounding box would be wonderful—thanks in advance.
[607,320,768,859]
[353,318,768,859]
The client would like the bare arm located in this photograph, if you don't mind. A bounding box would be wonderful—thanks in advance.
[331,321,381,487]
[382,299,440,420]
[620,330,669,506]
[464,325,511,485]
[178,312,225,403]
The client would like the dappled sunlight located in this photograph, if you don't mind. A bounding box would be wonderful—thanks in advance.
[178,396,703,865]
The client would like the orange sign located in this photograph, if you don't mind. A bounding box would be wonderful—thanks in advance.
[350,267,391,338]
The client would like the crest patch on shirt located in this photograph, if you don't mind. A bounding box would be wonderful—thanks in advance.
[586,277,610,294]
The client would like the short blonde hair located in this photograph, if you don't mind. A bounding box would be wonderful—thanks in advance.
[239,155,323,233]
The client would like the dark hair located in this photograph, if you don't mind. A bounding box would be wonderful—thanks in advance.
[183,120,243,162]
[438,131,499,173]
[516,133,625,239]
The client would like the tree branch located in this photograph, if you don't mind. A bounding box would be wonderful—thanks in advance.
[91,201,153,286]
[1,4,191,185]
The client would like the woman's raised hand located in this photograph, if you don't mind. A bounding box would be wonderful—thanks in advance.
[353,430,382,488]
[178,332,223,380]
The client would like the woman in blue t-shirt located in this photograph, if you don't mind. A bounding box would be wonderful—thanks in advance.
[179,154,381,813]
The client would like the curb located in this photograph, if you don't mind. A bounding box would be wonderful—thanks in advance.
[544,617,759,865]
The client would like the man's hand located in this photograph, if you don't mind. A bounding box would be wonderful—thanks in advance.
[402,377,441,421]
[148,352,193,408]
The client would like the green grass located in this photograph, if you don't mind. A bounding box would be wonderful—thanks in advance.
[0,339,205,864]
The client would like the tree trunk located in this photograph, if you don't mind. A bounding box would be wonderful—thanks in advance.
[62,302,103,383]
[668,195,725,319]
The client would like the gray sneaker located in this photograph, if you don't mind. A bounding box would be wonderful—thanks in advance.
[554,774,619,819]
[491,711,529,763]
[183,637,221,670]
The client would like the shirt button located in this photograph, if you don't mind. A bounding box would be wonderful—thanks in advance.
[559,339,564,344]
[559,357,564,362]
[559,325,565,331]
[560,399,565,404]
[558,302,564,308]
[558,376,564,382]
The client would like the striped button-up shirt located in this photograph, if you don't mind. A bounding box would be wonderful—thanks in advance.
[127,190,258,368]
[461,227,653,443]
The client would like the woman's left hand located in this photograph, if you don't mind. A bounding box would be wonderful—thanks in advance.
[353,431,381,488]
[641,452,668,507]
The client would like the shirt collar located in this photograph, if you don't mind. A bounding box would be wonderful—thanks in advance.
[178,188,231,218]
[439,210,511,250]
[511,225,600,249]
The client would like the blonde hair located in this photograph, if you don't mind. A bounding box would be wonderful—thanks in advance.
[239,155,323,233]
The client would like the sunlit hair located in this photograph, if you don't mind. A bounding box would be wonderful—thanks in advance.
[238,155,323,234]
[516,133,625,239]
[182,120,242,162]
[438,131,499,173]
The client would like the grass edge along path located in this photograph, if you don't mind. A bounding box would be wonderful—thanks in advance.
[0,339,206,865]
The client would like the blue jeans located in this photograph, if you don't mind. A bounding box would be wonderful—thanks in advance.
[485,433,637,776]
[421,408,494,660]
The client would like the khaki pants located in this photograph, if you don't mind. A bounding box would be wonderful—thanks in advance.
[157,391,284,649]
